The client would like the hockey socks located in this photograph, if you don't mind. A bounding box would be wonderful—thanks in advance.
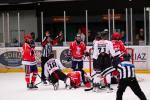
[25,74,30,85]
[31,73,37,83]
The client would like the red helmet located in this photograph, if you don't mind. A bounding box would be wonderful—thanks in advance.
[112,32,121,40]
[24,34,32,42]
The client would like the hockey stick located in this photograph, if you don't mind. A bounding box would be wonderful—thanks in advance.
[35,81,43,86]
[84,87,94,91]
[35,74,43,86]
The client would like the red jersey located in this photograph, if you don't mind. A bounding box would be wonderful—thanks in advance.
[112,40,127,56]
[67,71,81,88]
[70,41,86,60]
[111,40,127,76]
[22,43,36,65]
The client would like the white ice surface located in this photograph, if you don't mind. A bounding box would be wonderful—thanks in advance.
[0,73,150,100]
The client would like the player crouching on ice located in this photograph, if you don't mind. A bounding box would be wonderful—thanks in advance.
[44,53,71,90]
[67,70,92,89]
[44,53,91,90]
[22,34,38,89]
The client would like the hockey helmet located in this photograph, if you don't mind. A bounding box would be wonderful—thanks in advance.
[104,29,108,32]
[24,34,32,42]
[99,31,108,39]
[95,32,101,40]
[112,32,121,40]
[76,34,81,37]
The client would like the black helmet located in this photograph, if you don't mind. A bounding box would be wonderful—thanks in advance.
[100,31,107,39]
[95,32,101,40]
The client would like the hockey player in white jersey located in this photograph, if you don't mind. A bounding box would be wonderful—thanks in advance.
[44,53,71,90]
[92,31,116,91]
[92,32,101,70]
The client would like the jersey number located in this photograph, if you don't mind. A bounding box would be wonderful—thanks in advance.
[48,62,57,69]
[98,47,106,53]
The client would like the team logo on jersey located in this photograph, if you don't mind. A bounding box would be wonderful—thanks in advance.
[60,49,72,68]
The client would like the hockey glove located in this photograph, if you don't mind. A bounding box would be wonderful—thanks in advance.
[29,40,35,48]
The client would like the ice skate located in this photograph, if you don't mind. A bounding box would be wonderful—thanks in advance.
[106,84,113,93]
[65,77,72,89]
[30,82,38,89]
[53,82,59,90]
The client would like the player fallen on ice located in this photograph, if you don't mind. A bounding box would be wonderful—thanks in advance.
[22,34,38,89]
[101,54,147,100]
[44,53,71,90]
[67,70,92,89]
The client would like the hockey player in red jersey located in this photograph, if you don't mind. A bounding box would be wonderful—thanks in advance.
[22,34,38,89]
[69,34,86,69]
[111,32,127,68]
[112,32,127,57]
[111,32,127,83]
[67,71,81,88]
[69,34,90,88]
[67,71,91,89]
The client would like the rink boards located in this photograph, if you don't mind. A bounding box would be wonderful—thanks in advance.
[0,46,150,73]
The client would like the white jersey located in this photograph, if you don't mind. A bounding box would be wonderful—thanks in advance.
[93,40,116,59]
[92,39,97,48]
[44,58,64,78]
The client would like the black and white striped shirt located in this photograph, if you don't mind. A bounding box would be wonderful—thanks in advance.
[42,37,52,57]
[101,61,135,79]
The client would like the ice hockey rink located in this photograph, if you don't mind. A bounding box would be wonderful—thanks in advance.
[0,73,150,100]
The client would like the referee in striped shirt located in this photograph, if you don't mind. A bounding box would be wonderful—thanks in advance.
[41,31,53,84]
[101,54,147,100]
